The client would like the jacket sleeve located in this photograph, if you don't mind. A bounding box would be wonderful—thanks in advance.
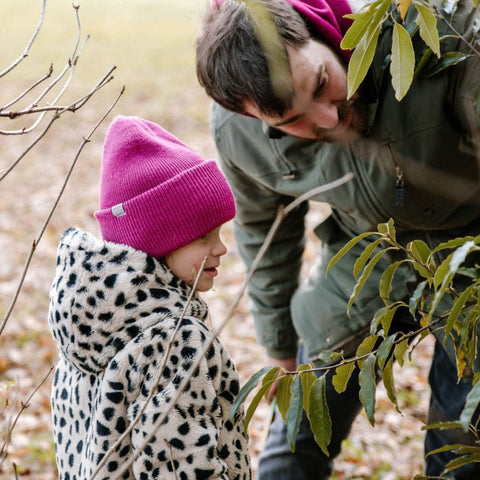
[211,106,308,359]
[129,319,251,480]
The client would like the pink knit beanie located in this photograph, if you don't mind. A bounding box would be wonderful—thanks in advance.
[94,116,236,258]
[212,0,353,62]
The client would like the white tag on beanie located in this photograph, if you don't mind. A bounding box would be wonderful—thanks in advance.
[112,203,126,217]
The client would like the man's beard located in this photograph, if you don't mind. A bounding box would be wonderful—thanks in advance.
[314,96,369,143]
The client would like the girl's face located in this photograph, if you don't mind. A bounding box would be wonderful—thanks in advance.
[165,226,228,292]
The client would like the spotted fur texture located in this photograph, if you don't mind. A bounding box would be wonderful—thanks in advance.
[48,228,251,480]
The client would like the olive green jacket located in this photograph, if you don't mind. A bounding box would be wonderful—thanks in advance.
[211,0,480,360]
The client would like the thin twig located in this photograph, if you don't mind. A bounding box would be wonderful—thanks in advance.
[0,4,87,134]
[0,66,117,123]
[0,0,46,78]
[0,86,125,337]
[0,67,116,179]
[434,3,480,58]
[0,65,54,112]
[0,366,54,465]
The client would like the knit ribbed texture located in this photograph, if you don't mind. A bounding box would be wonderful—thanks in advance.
[95,116,236,258]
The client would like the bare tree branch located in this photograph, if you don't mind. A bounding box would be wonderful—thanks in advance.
[0,0,47,78]
[0,366,54,467]
[0,86,125,337]
[0,66,116,180]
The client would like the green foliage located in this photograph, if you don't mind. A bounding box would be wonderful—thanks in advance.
[236,218,480,476]
[235,1,480,475]
[342,0,478,101]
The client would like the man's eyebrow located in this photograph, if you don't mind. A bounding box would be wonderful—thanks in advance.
[312,64,327,99]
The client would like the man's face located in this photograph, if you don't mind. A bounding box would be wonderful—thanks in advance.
[243,39,368,143]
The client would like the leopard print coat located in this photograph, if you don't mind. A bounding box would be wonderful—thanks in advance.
[48,228,251,480]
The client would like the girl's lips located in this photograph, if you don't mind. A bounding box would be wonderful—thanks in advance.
[204,267,218,277]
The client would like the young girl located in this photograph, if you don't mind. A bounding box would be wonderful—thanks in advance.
[48,116,252,480]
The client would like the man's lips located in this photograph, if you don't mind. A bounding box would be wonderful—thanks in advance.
[332,108,352,134]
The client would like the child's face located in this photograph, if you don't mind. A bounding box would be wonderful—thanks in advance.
[165,226,228,292]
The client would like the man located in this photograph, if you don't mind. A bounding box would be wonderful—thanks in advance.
[196,0,480,478]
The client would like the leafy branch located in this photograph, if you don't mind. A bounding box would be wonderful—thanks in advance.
[234,217,480,476]
[343,0,479,101]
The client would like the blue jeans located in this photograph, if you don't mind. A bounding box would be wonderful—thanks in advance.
[257,338,480,480]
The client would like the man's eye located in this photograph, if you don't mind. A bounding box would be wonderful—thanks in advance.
[313,69,328,100]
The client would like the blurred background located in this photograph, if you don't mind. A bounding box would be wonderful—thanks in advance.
[0,1,432,478]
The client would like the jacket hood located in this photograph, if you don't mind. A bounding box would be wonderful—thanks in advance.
[48,228,208,374]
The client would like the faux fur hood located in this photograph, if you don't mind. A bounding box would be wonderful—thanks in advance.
[48,227,208,375]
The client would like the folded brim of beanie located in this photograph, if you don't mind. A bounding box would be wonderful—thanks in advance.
[95,161,236,258]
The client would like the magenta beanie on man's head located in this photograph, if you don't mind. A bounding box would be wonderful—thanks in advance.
[94,115,236,258]
[212,0,353,62]
[286,0,353,62]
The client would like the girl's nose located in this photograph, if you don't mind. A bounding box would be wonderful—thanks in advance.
[213,239,227,257]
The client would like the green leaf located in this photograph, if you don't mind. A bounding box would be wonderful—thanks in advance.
[356,334,378,366]
[430,242,476,319]
[407,239,434,278]
[433,253,453,291]
[444,285,474,339]
[423,421,463,432]
[326,231,376,276]
[414,46,434,79]
[298,364,317,414]
[286,375,304,452]
[449,241,476,275]
[308,376,332,455]
[353,237,383,280]
[348,248,393,311]
[376,334,397,370]
[414,3,440,57]
[231,365,274,419]
[382,358,400,412]
[341,0,389,50]
[371,306,388,334]
[377,218,397,240]
[391,21,415,101]
[379,260,404,305]
[261,366,282,393]
[340,11,374,50]
[276,374,294,423]
[347,23,381,98]
[332,361,356,394]
[359,354,377,425]
[459,379,480,432]
[243,372,280,434]
[380,303,401,336]
[424,51,470,77]
[409,280,427,317]
[394,338,409,367]
[444,453,480,472]
[432,236,476,254]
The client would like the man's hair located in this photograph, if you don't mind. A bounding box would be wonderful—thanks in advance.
[196,0,311,116]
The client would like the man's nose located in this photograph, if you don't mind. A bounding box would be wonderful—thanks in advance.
[311,101,339,130]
